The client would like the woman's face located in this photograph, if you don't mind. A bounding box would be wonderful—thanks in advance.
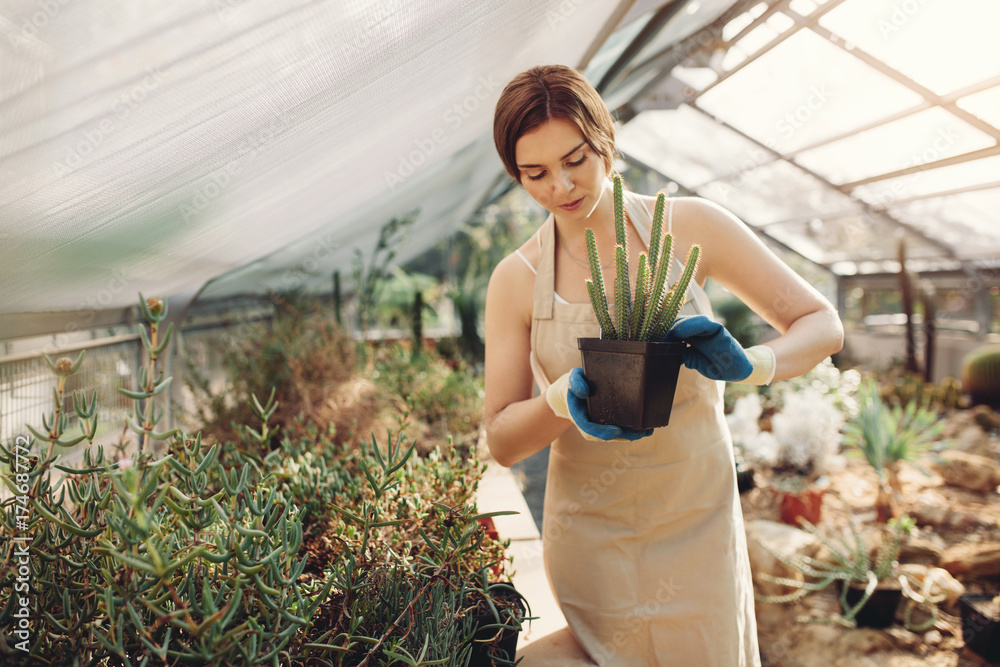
[514,118,610,222]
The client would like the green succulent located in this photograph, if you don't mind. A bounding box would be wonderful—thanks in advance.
[585,174,701,341]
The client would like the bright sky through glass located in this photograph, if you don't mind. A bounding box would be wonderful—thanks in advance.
[820,0,1000,96]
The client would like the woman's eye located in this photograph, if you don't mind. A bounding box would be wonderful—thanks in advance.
[527,172,545,181]
[569,155,586,167]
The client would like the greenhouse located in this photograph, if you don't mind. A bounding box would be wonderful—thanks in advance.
[1,0,999,664]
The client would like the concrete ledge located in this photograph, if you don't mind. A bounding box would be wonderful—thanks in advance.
[475,462,572,650]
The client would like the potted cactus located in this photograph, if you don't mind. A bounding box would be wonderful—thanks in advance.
[579,174,700,429]
[754,512,919,629]
[959,593,1000,663]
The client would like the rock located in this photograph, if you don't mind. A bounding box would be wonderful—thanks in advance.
[898,532,946,565]
[838,628,894,654]
[930,450,1000,493]
[790,624,845,667]
[884,627,921,650]
[940,542,1000,576]
[833,657,881,667]
[911,496,996,529]
[923,629,943,646]
[745,519,821,597]
[972,405,1000,433]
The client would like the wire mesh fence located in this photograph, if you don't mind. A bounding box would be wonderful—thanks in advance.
[0,335,140,464]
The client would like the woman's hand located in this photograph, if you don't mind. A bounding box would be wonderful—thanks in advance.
[546,368,654,441]
[664,315,776,385]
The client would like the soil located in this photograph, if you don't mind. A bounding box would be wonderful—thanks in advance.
[742,407,1000,666]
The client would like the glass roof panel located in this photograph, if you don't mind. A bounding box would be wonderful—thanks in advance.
[695,159,858,226]
[853,155,1000,206]
[765,212,942,266]
[888,188,1000,259]
[819,0,1000,96]
[617,106,771,187]
[628,0,759,79]
[957,85,1000,128]
[672,66,718,92]
[583,11,651,85]
[727,23,779,66]
[697,29,923,154]
[794,107,996,185]
[787,0,819,17]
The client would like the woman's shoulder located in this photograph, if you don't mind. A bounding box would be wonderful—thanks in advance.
[632,192,739,229]
[488,228,542,299]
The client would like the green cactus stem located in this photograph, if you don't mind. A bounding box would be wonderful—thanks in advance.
[584,175,703,342]
[652,245,701,340]
[612,176,632,339]
[585,229,617,339]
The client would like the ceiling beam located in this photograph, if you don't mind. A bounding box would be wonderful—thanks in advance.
[578,0,641,72]
[596,0,691,93]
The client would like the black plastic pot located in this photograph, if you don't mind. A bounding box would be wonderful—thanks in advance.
[959,594,1000,663]
[468,583,527,666]
[578,338,686,430]
[735,456,756,494]
[842,582,902,628]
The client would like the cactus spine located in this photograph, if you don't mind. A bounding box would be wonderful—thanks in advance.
[585,174,701,341]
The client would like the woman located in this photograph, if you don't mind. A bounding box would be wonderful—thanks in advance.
[483,65,843,665]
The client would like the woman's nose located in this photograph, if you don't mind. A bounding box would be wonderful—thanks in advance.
[552,169,573,196]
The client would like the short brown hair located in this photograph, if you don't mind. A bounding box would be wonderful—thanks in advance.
[493,65,617,183]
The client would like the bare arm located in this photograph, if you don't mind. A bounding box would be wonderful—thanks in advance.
[482,254,571,467]
[688,198,844,381]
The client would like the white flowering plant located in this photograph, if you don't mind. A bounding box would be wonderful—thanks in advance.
[728,384,847,482]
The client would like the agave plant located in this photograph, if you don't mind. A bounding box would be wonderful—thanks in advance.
[585,174,701,341]
[843,380,945,522]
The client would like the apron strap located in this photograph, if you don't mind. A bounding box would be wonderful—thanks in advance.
[531,217,556,321]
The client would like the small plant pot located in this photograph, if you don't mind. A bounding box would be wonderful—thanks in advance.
[578,338,686,430]
[468,583,527,666]
[778,484,827,527]
[959,594,1000,663]
[477,516,500,541]
[843,582,902,628]
[735,458,756,494]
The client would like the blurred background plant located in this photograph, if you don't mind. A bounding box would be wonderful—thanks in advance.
[843,379,947,522]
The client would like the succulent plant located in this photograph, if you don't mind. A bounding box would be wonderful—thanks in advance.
[0,294,523,666]
[754,510,919,628]
[585,174,701,341]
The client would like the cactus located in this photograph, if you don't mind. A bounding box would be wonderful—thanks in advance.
[962,344,1000,409]
[586,174,701,341]
[754,509,921,628]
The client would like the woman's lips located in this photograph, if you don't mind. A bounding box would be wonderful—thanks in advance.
[560,197,584,211]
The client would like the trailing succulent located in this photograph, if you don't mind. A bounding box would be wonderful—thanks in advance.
[585,174,701,341]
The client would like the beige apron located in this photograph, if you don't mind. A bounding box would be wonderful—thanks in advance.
[528,190,760,666]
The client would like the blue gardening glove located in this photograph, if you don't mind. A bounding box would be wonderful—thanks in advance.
[546,368,654,442]
[665,315,776,385]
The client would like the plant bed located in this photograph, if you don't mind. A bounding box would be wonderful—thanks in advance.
[578,338,685,429]
[842,580,903,628]
[959,594,1000,663]
[467,583,529,666]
